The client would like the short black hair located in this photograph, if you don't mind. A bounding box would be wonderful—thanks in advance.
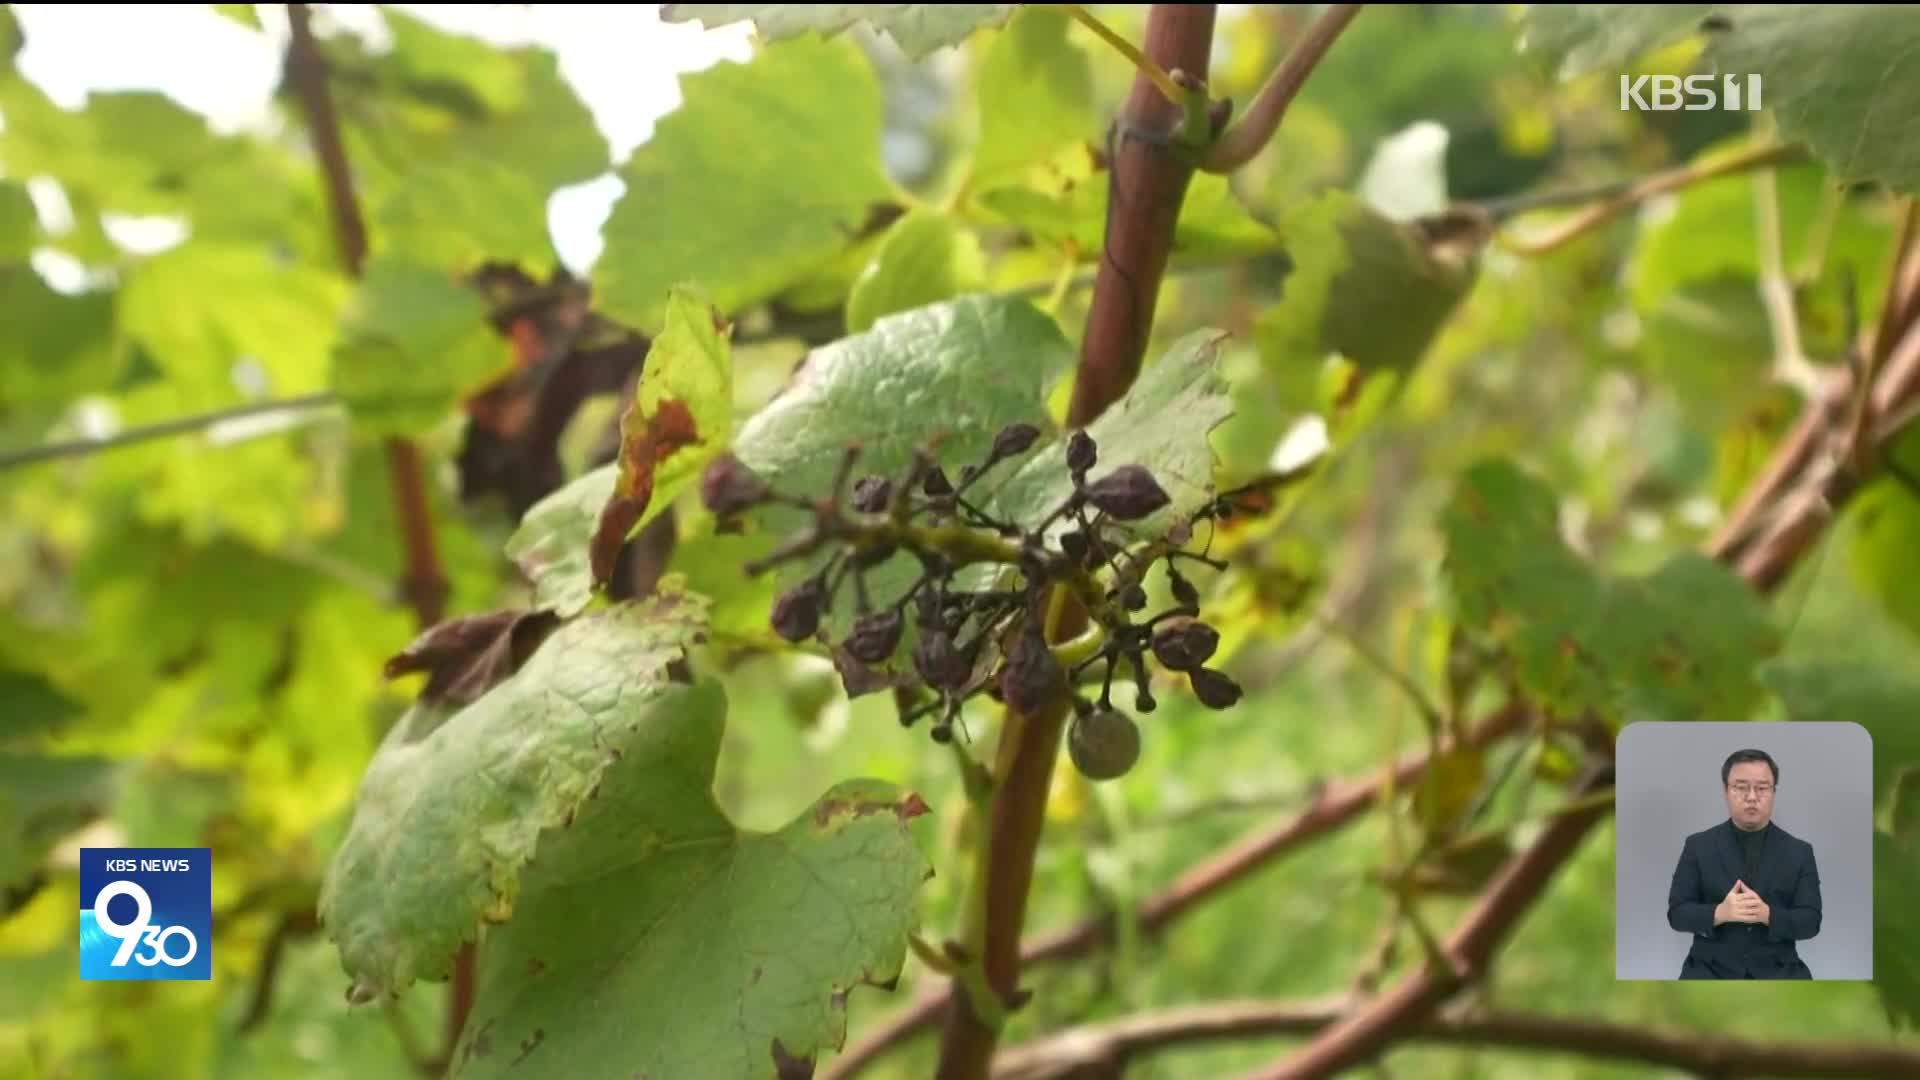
[1722,748,1779,787]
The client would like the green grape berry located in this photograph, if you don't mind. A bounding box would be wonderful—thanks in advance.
[1068,707,1141,781]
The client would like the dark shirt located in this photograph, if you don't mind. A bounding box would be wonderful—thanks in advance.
[1730,824,1770,976]
[1737,823,1766,880]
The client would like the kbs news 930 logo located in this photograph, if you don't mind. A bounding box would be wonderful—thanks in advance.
[79,848,212,981]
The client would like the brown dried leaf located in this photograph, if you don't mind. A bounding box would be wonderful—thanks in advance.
[384,609,562,706]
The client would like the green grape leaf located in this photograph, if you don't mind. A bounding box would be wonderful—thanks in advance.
[382,8,527,115]
[1256,189,1478,411]
[332,257,508,435]
[731,291,1070,516]
[589,288,736,591]
[979,169,1278,258]
[0,6,19,66]
[372,160,554,275]
[1875,815,1920,1028]
[1518,5,1711,78]
[1524,6,1920,193]
[452,677,931,1080]
[318,590,710,998]
[1636,275,1777,431]
[1761,660,1920,811]
[118,244,347,400]
[505,468,616,620]
[663,3,1017,59]
[669,510,783,648]
[982,327,1236,545]
[1441,459,1781,724]
[1709,7,1920,195]
[0,179,34,260]
[0,268,117,407]
[595,35,892,333]
[845,211,987,334]
[213,4,260,29]
[446,50,611,193]
[322,25,607,202]
[1846,478,1920,645]
[0,80,231,217]
[969,6,1095,190]
[1628,156,1891,314]
[0,669,82,745]
[713,292,1073,644]
[0,753,118,900]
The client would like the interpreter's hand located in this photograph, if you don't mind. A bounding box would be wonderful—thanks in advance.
[1716,879,1768,925]
[1731,879,1770,925]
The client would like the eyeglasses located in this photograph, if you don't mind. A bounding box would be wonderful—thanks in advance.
[1729,783,1775,797]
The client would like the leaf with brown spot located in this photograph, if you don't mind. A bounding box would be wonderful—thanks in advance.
[590,396,703,586]
[513,1029,545,1066]
[512,286,734,616]
[771,1039,813,1080]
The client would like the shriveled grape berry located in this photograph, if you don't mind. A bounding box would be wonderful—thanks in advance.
[846,610,903,664]
[1068,708,1140,781]
[992,423,1041,461]
[852,475,892,513]
[1085,465,1171,521]
[771,579,826,642]
[1067,431,1097,475]
[914,629,971,691]
[923,466,954,497]
[1120,584,1147,612]
[701,453,769,516]
[1189,666,1243,709]
[999,623,1062,714]
[1060,531,1091,566]
[1151,617,1219,672]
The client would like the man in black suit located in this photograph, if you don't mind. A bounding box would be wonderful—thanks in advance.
[1666,749,1823,978]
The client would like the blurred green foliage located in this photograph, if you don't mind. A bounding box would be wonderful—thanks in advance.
[3,4,1918,1079]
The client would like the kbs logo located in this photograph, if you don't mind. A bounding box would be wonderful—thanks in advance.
[79,848,212,981]
[1620,73,1763,111]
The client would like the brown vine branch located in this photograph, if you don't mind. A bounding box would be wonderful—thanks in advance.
[285,0,464,1057]
[1198,4,1364,174]
[1846,199,1920,472]
[991,996,1920,1080]
[823,705,1526,1079]
[932,10,1220,1077]
[1720,237,1920,590]
[1500,142,1807,256]
[1233,762,1617,1080]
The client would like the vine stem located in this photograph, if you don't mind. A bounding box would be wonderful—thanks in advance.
[931,7,1221,1078]
[990,996,1920,1079]
[820,705,1526,1079]
[1499,141,1806,256]
[1198,3,1364,173]
[284,0,463,1060]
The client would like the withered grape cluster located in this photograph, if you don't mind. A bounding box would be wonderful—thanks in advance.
[700,423,1243,781]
